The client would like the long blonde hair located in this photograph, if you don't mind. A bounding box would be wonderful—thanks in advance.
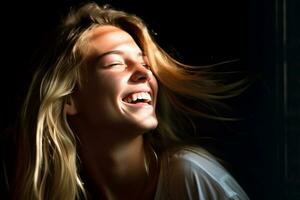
[13,2,248,199]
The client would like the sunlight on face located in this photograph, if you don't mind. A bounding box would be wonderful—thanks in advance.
[73,25,158,135]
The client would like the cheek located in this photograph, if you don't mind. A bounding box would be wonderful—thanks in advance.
[74,74,118,109]
[98,74,125,97]
[74,77,123,122]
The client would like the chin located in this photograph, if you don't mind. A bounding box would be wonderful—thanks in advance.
[128,115,158,133]
[143,119,158,131]
[119,101,158,132]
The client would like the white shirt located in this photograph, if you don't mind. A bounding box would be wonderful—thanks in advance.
[154,147,249,200]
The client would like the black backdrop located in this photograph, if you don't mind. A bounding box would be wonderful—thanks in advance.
[2,0,299,199]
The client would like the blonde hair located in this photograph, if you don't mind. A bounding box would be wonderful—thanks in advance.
[13,2,248,200]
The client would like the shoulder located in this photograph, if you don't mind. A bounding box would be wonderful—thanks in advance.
[155,146,249,200]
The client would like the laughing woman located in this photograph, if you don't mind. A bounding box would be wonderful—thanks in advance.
[12,2,249,200]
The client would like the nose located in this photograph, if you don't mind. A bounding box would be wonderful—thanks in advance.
[130,64,151,83]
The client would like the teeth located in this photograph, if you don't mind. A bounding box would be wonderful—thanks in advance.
[138,93,142,100]
[132,94,138,102]
[124,92,151,103]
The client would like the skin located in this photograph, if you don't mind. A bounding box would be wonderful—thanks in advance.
[66,25,158,199]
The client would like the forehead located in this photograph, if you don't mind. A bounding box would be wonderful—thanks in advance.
[87,25,140,55]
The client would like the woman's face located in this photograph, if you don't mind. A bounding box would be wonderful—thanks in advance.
[71,25,158,135]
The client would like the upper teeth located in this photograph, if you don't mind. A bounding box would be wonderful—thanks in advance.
[124,92,151,103]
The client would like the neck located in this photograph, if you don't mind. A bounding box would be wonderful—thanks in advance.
[77,129,154,200]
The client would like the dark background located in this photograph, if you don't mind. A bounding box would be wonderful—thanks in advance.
[1,0,299,199]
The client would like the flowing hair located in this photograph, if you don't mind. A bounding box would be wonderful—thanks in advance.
[12,2,248,199]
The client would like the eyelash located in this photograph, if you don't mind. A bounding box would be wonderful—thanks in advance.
[109,63,123,66]
[104,62,124,68]
[107,62,151,70]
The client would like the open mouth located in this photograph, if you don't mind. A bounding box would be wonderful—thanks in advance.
[122,91,152,105]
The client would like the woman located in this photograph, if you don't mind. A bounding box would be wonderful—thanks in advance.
[12,2,249,199]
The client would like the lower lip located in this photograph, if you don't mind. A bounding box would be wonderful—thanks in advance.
[122,101,152,108]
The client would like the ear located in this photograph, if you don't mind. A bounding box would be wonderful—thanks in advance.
[64,95,78,115]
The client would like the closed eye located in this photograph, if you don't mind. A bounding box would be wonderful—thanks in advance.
[141,63,151,70]
[105,63,125,67]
